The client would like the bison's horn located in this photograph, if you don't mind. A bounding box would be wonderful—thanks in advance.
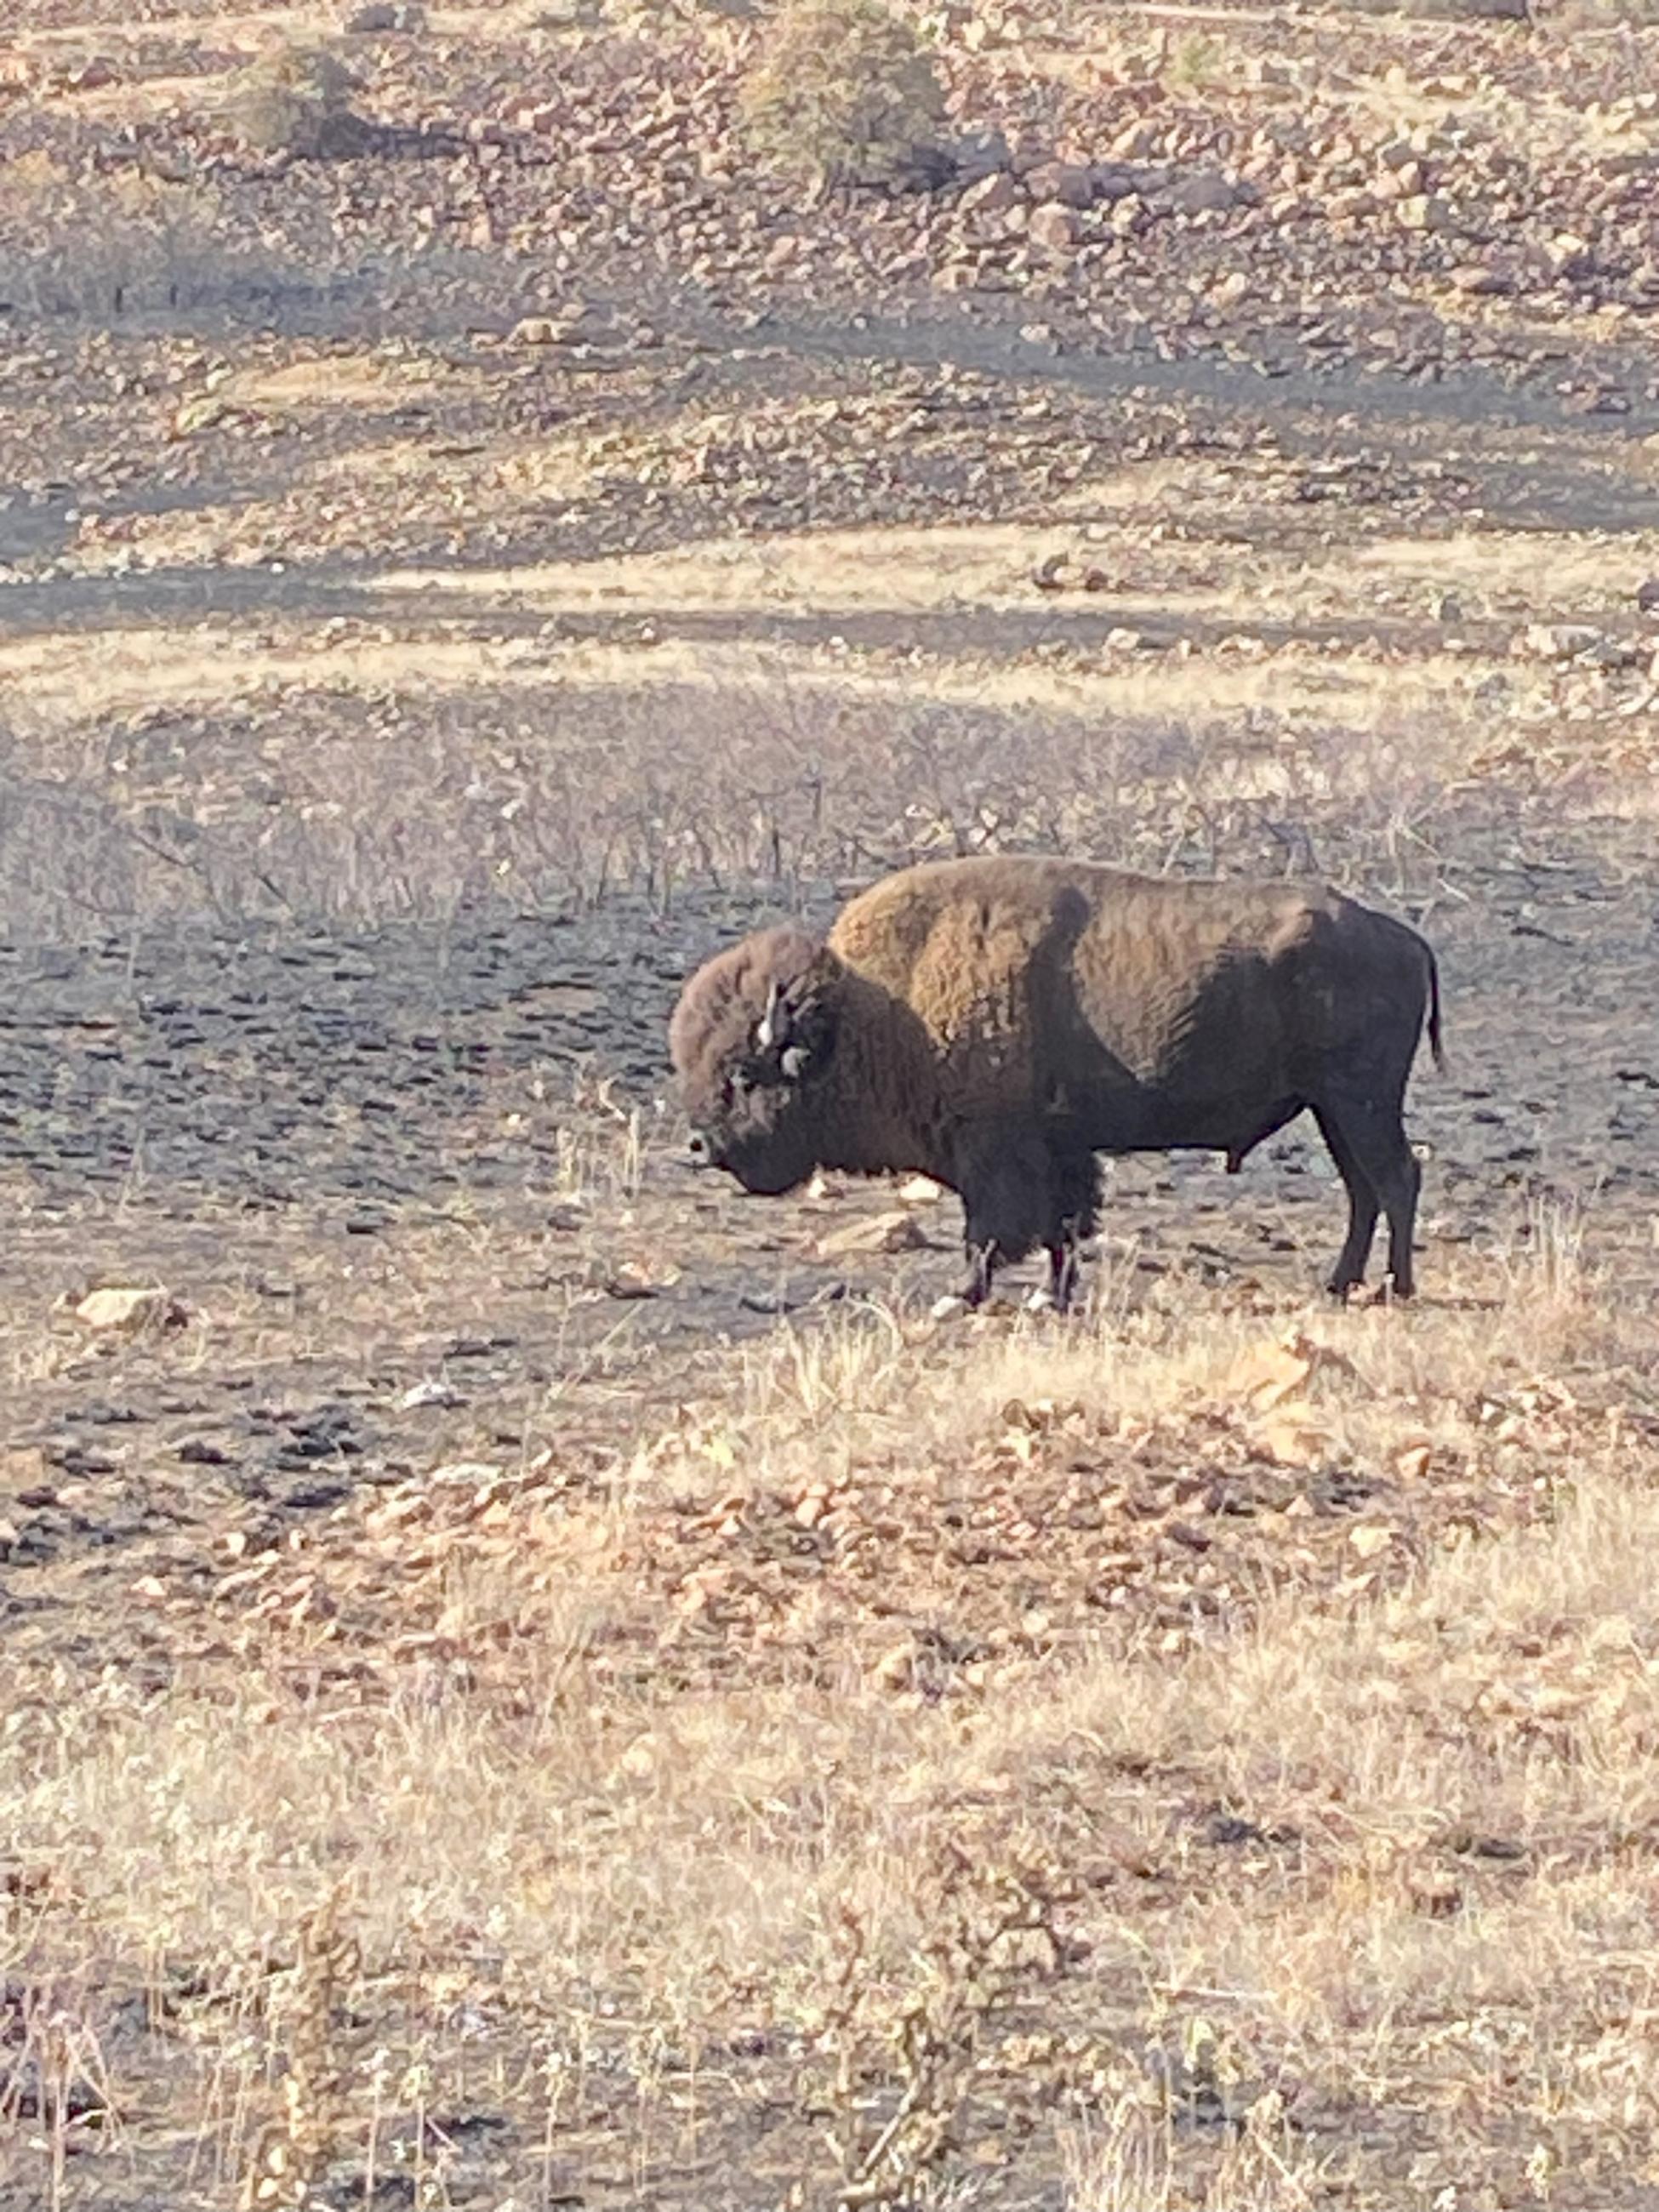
[780,1045,809,1081]
[755,980,785,1051]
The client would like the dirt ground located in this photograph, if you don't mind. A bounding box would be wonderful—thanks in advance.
[3,1,1659,2206]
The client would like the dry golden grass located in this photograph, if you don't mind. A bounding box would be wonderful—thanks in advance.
[4,1181,1655,2201]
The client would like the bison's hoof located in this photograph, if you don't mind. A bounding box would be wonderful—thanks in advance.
[1339,1280,1411,1310]
[929,1293,971,1322]
[1023,1286,1058,1314]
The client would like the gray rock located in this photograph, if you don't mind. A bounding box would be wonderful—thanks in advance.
[345,1,427,29]
[1023,160,1094,209]
[1028,202,1081,252]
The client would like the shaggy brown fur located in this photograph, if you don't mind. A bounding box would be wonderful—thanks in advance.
[670,856,1445,1308]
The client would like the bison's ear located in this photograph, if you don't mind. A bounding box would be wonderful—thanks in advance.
[752,975,835,1060]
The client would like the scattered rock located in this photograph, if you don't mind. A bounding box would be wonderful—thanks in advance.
[510,311,590,346]
[1397,194,1457,234]
[1023,160,1094,209]
[400,1378,467,1411]
[427,1461,505,1488]
[959,171,1019,218]
[60,55,120,92]
[1543,233,1593,280]
[816,1211,933,1258]
[952,128,1011,180]
[170,396,237,439]
[1167,170,1241,217]
[345,0,427,28]
[1091,164,1144,204]
[1028,202,1080,252]
[70,1286,187,1336]
[1514,622,1606,662]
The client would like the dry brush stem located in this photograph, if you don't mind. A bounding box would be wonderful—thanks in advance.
[242,1889,362,2210]
[809,1846,1083,2208]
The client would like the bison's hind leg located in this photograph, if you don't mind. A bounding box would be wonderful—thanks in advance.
[1314,1092,1419,1297]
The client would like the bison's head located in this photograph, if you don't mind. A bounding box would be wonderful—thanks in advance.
[669,928,838,1195]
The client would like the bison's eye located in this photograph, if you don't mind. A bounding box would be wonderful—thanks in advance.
[726,1061,772,1103]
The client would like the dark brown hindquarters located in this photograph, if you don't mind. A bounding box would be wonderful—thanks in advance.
[1309,926,1440,1299]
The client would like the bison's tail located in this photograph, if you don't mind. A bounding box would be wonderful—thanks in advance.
[1425,946,1445,1072]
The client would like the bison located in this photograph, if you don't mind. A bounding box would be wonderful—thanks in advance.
[669,855,1443,1309]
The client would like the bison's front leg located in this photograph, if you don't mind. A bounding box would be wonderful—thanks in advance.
[1042,1152,1098,1316]
[955,1125,1050,1308]
[964,1240,1001,1308]
[1045,1234,1080,1314]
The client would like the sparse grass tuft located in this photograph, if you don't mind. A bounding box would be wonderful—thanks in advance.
[739,0,950,191]
[1166,31,1226,88]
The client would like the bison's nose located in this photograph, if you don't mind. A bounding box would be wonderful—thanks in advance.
[686,1130,712,1168]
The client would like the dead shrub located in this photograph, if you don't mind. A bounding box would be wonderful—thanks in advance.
[222,43,372,158]
[0,676,1476,935]
[738,0,950,191]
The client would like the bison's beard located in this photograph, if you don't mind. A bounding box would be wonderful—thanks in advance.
[718,1120,822,1198]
